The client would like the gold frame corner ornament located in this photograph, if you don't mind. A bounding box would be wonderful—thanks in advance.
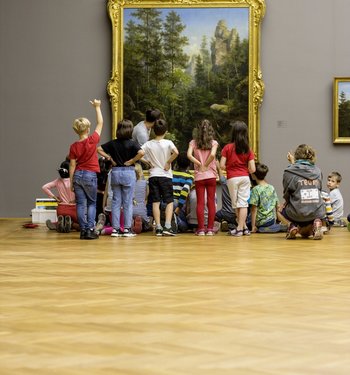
[333,77,350,144]
[107,0,265,157]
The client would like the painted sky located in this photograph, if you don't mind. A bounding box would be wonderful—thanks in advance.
[339,82,350,101]
[124,7,249,56]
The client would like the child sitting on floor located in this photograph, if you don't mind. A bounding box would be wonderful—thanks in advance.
[281,144,325,240]
[172,152,194,233]
[327,171,345,226]
[42,160,78,232]
[132,163,151,233]
[250,162,286,233]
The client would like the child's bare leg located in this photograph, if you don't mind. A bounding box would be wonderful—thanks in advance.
[152,202,161,226]
[236,207,248,230]
[164,202,174,228]
[277,211,290,226]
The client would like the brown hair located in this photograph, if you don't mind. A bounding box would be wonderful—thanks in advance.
[294,144,316,164]
[195,119,215,150]
[230,120,249,154]
[254,162,269,180]
[153,119,167,136]
[116,119,133,139]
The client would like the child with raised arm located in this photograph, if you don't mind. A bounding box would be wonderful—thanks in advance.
[282,144,325,240]
[327,171,345,226]
[69,99,103,240]
[142,119,179,236]
[97,119,144,237]
[187,119,219,236]
[220,120,255,237]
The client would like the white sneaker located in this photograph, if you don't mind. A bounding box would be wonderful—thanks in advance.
[123,228,136,237]
[111,229,123,237]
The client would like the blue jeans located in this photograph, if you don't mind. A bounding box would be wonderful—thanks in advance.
[111,167,136,230]
[73,170,97,230]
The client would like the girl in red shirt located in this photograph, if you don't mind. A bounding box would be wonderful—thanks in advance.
[220,121,256,237]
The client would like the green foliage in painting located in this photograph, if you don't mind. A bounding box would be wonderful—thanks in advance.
[338,91,350,137]
[123,9,249,150]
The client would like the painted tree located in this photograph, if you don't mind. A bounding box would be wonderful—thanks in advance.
[162,11,189,86]
[338,91,350,137]
[162,11,189,130]
[130,9,165,100]
[124,20,143,113]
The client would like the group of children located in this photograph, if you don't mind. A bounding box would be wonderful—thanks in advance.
[42,100,346,241]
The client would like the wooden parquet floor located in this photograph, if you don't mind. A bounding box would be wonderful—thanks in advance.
[1,219,350,375]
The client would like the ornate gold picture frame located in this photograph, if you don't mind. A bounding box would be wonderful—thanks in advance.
[107,0,265,157]
[333,77,350,144]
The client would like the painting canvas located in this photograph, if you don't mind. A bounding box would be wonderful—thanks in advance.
[108,0,265,156]
[333,78,350,143]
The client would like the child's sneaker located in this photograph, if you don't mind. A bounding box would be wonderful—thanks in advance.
[232,229,243,237]
[195,230,205,236]
[80,229,87,239]
[155,228,163,237]
[64,216,72,233]
[333,219,346,227]
[85,228,99,240]
[163,227,176,236]
[46,219,56,230]
[213,221,221,234]
[220,220,229,232]
[228,228,243,236]
[286,223,298,239]
[132,216,142,234]
[206,230,214,236]
[312,219,323,240]
[96,213,106,233]
[123,228,136,237]
[57,215,65,233]
[111,229,123,237]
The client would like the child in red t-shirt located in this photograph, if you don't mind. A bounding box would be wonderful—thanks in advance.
[68,99,104,240]
[220,121,256,237]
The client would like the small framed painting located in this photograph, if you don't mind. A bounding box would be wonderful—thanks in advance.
[333,77,350,143]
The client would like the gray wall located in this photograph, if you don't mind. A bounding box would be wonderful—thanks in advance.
[261,0,350,214]
[1,0,350,217]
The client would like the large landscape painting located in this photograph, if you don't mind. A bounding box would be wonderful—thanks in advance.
[108,0,265,155]
[123,8,248,150]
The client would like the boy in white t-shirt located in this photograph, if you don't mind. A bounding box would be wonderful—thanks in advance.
[141,119,179,236]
